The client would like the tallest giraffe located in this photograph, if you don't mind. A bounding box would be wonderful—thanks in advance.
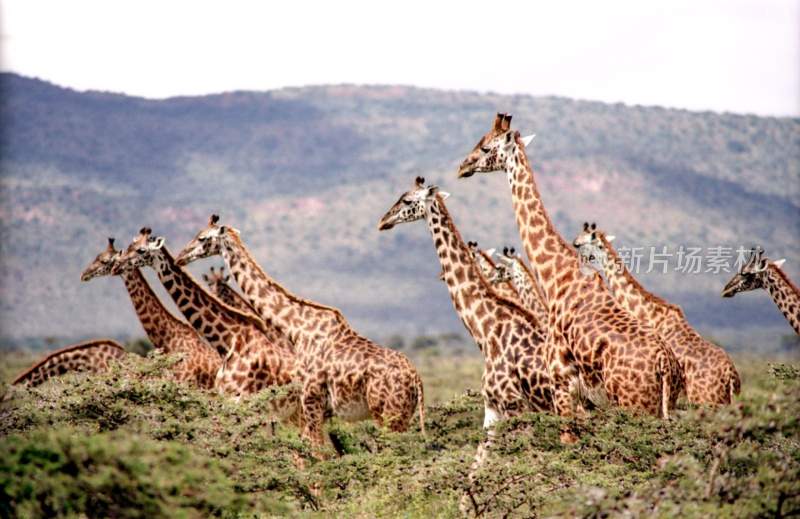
[458,113,683,419]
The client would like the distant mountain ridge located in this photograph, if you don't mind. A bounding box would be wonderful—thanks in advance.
[1,73,798,350]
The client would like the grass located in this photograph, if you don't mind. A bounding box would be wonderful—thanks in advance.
[0,348,798,517]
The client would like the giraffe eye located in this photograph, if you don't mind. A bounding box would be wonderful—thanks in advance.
[480,146,491,153]
[402,199,413,205]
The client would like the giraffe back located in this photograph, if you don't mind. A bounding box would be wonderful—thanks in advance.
[11,339,127,387]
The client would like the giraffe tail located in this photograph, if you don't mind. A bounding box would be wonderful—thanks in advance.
[729,365,741,402]
[415,372,426,435]
[658,353,671,420]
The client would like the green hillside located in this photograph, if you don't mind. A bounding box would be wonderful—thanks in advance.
[0,73,798,350]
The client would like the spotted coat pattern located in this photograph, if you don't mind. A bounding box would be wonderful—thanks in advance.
[722,249,800,335]
[458,113,683,419]
[11,339,127,387]
[113,230,299,421]
[575,227,739,405]
[81,239,221,389]
[175,221,425,448]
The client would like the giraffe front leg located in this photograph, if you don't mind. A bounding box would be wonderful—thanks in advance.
[300,377,329,459]
[459,404,501,516]
[548,340,581,444]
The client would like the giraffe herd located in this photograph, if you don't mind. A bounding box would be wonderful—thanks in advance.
[8,112,798,489]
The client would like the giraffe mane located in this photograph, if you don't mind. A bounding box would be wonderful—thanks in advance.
[511,132,580,264]
[597,233,682,313]
[227,233,347,322]
[770,261,800,296]
[10,339,125,385]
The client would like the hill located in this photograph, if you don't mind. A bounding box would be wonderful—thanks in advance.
[0,73,798,350]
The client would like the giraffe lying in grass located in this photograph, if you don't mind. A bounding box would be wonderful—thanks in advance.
[722,247,799,335]
[10,339,127,387]
[574,223,739,405]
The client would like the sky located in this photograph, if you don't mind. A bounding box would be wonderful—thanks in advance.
[1,0,798,116]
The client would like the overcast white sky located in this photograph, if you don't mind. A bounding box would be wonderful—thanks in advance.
[1,0,798,116]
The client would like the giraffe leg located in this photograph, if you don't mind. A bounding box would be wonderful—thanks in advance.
[300,377,329,459]
[548,341,580,444]
[459,406,500,516]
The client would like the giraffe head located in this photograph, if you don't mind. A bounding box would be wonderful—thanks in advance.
[81,237,123,281]
[176,214,236,266]
[489,247,520,284]
[377,176,449,231]
[203,265,230,293]
[457,113,534,178]
[111,227,166,274]
[721,247,786,297]
[572,222,615,267]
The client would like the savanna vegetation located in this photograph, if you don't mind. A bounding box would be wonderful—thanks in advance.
[1,344,797,518]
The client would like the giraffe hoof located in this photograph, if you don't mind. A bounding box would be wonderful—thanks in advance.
[560,431,579,444]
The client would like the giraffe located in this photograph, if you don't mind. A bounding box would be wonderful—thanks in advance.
[378,177,554,502]
[464,241,523,305]
[574,223,740,404]
[81,237,221,389]
[489,247,549,328]
[174,215,424,449]
[722,247,799,335]
[111,229,298,420]
[203,265,258,316]
[10,339,127,387]
[457,113,683,420]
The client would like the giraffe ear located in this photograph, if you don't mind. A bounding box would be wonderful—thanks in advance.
[773,259,786,268]
[149,236,166,250]
[521,134,536,147]
[438,191,451,200]
[606,235,616,242]
[485,248,496,257]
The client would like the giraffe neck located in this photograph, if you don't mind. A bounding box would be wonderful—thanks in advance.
[152,247,260,355]
[425,195,505,354]
[121,268,188,353]
[597,236,672,328]
[763,265,800,334]
[219,234,342,347]
[510,260,549,325]
[504,138,581,305]
[212,282,258,316]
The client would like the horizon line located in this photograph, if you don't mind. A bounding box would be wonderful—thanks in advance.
[2,70,797,120]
